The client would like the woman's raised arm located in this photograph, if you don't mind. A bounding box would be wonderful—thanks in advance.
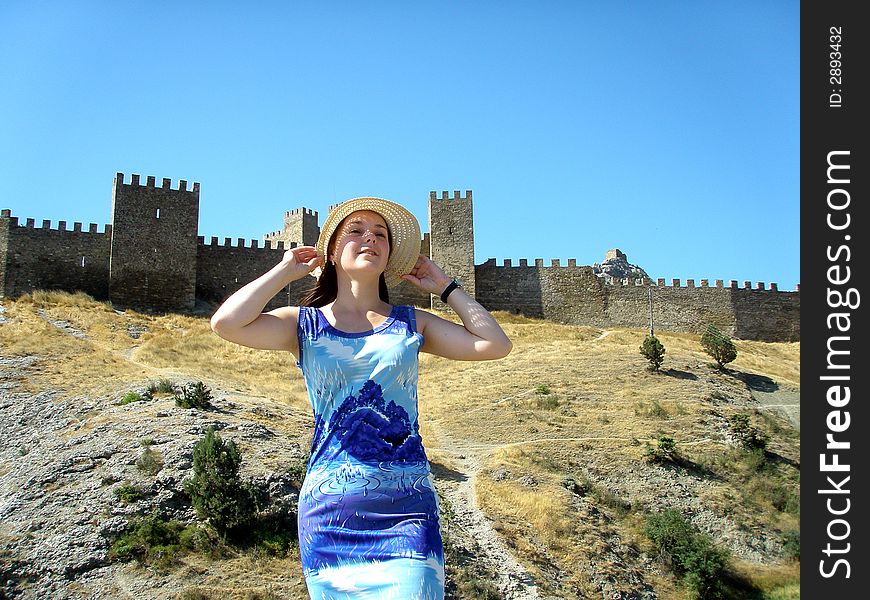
[401,255,512,361]
[210,246,323,353]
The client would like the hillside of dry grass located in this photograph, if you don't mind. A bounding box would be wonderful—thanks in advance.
[0,291,800,599]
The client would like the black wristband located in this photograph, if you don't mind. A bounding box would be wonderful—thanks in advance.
[440,279,460,303]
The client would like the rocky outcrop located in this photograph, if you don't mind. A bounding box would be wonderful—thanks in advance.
[0,353,307,600]
[591,249,651,282]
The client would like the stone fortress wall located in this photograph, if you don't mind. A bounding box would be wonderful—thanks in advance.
[0,173,799,341]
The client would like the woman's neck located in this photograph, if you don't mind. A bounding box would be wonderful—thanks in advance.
[330,274,390,315]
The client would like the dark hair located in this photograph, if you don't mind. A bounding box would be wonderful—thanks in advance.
[299,214,392,307]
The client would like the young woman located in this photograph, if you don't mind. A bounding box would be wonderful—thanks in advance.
[210,197,512,599]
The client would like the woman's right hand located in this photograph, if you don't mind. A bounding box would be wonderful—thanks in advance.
[281,245,324,279]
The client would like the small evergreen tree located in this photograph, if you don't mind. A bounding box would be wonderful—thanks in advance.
[184,426,256,535]
[646,509,729,599]
[644,435,678,464]
[701,325,737,370]
[728,413,770,450]
[175,381,213,409]
[640,334,666,371]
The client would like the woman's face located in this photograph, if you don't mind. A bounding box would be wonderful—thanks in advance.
[329,210,391,280]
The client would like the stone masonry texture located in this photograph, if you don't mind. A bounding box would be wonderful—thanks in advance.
[0,174,799,341]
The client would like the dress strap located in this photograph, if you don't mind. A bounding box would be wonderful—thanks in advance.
[297,305,323,340]
[295,305,323,370]
[402,305,419,334]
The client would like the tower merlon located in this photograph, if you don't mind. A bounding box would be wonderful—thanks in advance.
[431,190,473,202]
[287,207,319,217]
[115,172,200,192]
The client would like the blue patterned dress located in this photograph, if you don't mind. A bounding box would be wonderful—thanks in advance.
[295,304,444,599]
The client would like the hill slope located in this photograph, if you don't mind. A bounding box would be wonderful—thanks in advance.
[0,292,800,599]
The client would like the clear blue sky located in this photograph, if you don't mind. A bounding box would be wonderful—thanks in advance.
[0,1,799,289]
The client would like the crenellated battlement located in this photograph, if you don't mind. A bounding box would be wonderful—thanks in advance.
[115,172,200,193]
[430,190,473,202]
[284,208,318,218]
[478,258,798,293]
[0,210,111,234]
[482,257,580,268]
[198,236,296,250]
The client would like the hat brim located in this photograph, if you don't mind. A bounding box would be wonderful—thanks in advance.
[312,197,421,288]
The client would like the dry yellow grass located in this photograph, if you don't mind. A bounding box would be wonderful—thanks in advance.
[1,291,800,598]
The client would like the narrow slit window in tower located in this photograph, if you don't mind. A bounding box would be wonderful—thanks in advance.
[80,256,86,267]
[156,207,161,219]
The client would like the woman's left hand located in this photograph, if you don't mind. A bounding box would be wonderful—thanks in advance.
[401,255,453,296]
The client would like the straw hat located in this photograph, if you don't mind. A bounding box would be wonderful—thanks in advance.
[313,197,421,288]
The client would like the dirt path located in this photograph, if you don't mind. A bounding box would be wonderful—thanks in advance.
[749,386,800,430]
[429,422,541,600]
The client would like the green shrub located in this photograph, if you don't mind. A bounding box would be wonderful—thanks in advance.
[644,435,678,464]
[782,529,800,561]
[175,381,213,409]
[742,447,770,473]
[184,426,257,535]
[535,394,560,409]
[113,482,145,504]
[109,513,204,569]
[701,325,737,370]
[635,400,669,419]
[646,509,729,599]
[119,389,152,405]
[147,378,177,395]
[534,383,551,395]
[287,458,308,486]
[728,413,769,450]
[136,446,163,476]
[640,334,666,371]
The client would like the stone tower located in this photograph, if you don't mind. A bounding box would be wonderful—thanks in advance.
[428,190,474,310]
[265,207,319,249]
[109,173,200,311]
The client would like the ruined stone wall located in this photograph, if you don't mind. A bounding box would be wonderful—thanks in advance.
[731,284,800,342]
[0,210,111,300]
[109,173,200,311]
[0,175,801,342]
[476,260,800,341]
[195,237,303,312]
[475,259,606,322]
